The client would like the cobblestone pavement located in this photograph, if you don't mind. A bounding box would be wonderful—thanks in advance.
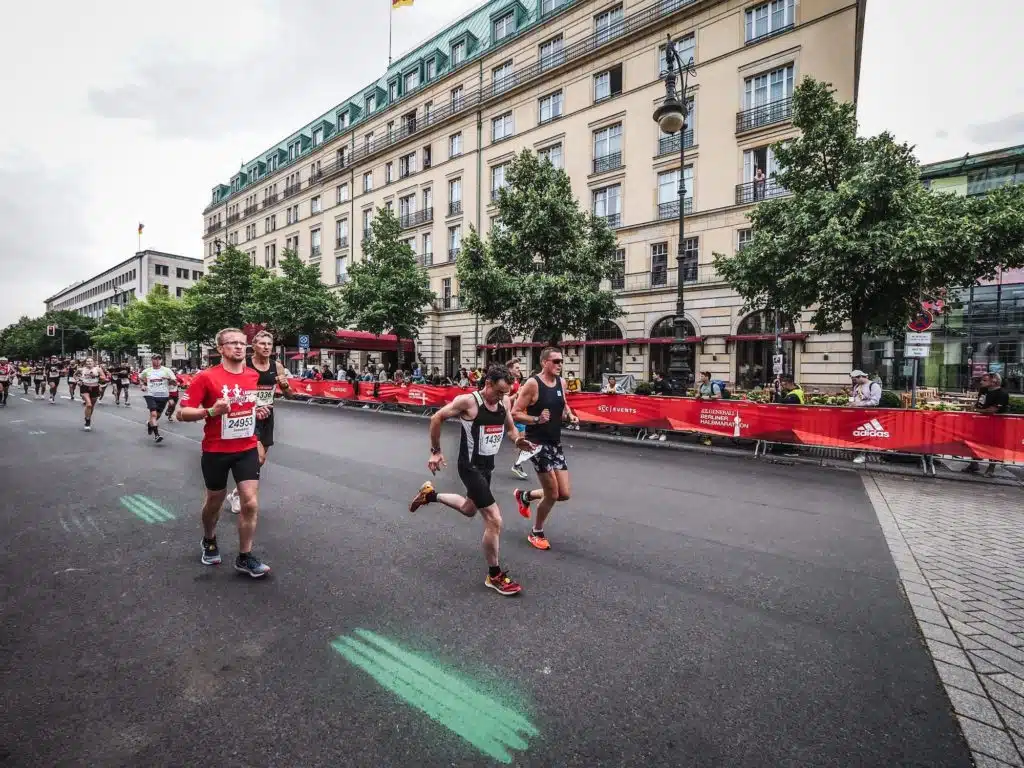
[865,474,1024,767]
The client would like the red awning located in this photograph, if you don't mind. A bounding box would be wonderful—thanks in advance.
[724,333,809,342]
[476,336,704,351]
[335,329,415,353]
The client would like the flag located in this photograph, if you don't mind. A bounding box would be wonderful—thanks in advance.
[138,222,145,235]
[392,0,413,7]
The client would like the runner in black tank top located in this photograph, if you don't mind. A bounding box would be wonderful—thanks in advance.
[408,364,536,596]
[510,346,580,550]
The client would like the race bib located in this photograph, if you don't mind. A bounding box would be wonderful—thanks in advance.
[0,374,9,383]
[479,424,504,456]
[221,407,257,440]
[255,388,276,406]
[148,379,169,396]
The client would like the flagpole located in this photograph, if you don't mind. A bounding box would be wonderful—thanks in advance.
[388,1,393,66]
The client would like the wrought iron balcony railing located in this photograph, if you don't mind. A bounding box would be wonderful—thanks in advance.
[736,97,793,133]
[593,152,623,175]
[735,179,789,205]
[656,198,693,220]
[657,129,694,156]
[400,208,433,229]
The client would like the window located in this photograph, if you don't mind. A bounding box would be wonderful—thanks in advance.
[399,194,416,222]
[176,287,185,298]
[363,171,374,192]
[651,242,669,286]
[538,143,563,170]
[593,185,621,226]
[538,90,563,123]
[310,229,322,258]
[425,59,437,80]
[493,11,515,41]
[593,123,622,173]
[451,86,464,109]
[311,196,321,214]
[492,111,513,142]
[336,219,349,247]
[451,41,465,66]
[745,0,795,42]
[388,120,397,137]
[594,64,623,101]
[449,132,463,157]
[362,208,373,236]
[339,112,350,130]
[448,225,462,259]
[286,205,298,225]
[737,229,753,251]
[364,132,374,151]
[595,5,624,42]
[449,178,462,204]
[313,127,324,146]
[192,270,203,280]
[744,64,795,109]
[335,256,348,284]
[399,152,417,178]
[422,233,432,260]
[404,70,419,92]
[386,162,394,183]
[288,142,298,161]
[490,164,508,199]
[176,267,189,279]
[541,0,566,13]
[611,248,625,289]
[492,61,513,94]
[264,243,277,269]
[154,264,168,276]
[659,34,696,74]
[285,235,298,253]
[657,166,693,217]
[337,146,350,167]
[389,81,398,102]
[366,93,376,112]
[441,277,453,309]
[423,144,432,169]
[336,183,349,204]
[267,154,278,172]
[539,36,564,69]
[423,188,433,212]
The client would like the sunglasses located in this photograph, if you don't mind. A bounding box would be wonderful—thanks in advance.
[548,359,564,364]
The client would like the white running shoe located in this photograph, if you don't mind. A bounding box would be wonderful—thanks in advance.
[229,489,241,515]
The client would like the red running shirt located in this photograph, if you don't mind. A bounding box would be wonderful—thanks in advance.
[180,364,261,453]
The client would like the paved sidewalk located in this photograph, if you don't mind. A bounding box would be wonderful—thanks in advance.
[865,474,1024,767]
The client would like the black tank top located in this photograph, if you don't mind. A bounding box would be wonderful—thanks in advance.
[525,374,565,445]
[247,356,278,409]
[458,391,506,471]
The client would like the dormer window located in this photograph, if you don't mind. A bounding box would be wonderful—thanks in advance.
[451,41,465,65]
[367,93,377,112]
[493,11,515,41]
[404,69,419,92]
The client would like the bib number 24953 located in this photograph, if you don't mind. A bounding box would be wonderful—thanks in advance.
[221,408,256,440]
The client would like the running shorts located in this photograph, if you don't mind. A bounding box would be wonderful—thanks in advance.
[457,461,495,509]
[144,396,169,415]
[79,385,100,399]
[47,378,61,386]
[167,390,179,401]
[530,442,568,474]
[201,448,261,491]
[115,379,130,390]
[255,409,275,448]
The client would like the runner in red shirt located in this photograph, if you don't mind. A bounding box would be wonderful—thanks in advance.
[175,327,271,578]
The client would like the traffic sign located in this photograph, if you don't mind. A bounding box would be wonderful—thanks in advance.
[905,345,929,359]
[905,332,932,346]
[907,310,933,332]
[298,334,310,351]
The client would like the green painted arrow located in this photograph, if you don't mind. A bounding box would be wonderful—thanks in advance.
[330,630,538,764]
[119,495,175,524]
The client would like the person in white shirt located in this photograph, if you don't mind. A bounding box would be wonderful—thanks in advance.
[849,369,882,463]
[140,354,178,444]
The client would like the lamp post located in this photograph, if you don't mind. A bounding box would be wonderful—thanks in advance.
[214,237,225,256]
[652,33,696,395]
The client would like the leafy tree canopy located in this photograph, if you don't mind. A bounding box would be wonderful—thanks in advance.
[179,248,267,346]
[89,306,138,357]
[246,250,346,345]
[125,285,184,357]
[0,311,95,360]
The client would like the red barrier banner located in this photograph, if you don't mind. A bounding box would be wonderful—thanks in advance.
[282,381,1024,463]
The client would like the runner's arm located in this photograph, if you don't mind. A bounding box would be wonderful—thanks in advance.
[510,378,539,424]
[428,395,470,452]
[275,360,295,399]
[503,396,533,449]
[176,375,219,422]
[560,377,579,424]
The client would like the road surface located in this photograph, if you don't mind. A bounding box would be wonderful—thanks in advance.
[0,394,972,767]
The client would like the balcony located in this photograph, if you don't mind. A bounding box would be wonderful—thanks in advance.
[205,223,221,235]
[657,130,694,156]
[448,248,460,262]
[263,193,278,207]
[448,200,463,217]
[433,295,461,311]
[282,185,300,199]
[736,97,793,133]
[334,274,348,285]
[400,207,433,229]
[657,198,693,220]
[598,212,621,228]
[419,252,434,267]
[735,179,789,205]
[602,264,723,292]
[335,236,349,250]
[490,187,504,202]
[244,205,258,217]
[227,212,241,225]
[310,246,321,260]
[593,152,623,175]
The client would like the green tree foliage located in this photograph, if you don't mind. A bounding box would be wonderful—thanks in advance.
[0,311,95,359]
[125,286,184,358]
[179,247,266,345]
[340,208,434,354]
[247,250,346,344]
[713,77,1024,364]
[456,149,623,346]
[89,306,138,357]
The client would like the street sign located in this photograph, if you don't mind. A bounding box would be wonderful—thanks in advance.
[905,332,932,346]
[298,334,310,351]
[772,354,783,376]
[907,310,934,332]
[905,345,929,358]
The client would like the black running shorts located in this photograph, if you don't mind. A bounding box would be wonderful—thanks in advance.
[530,442,568,474]
[144,396,169,415]
[201,448,261,492]
[458,462,495,509]
[79,385,100,399]
[255,409,275,448]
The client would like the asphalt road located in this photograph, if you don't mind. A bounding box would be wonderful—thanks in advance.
[0,392,973,768]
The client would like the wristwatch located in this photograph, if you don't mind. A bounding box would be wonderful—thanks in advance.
[430,446,442,455]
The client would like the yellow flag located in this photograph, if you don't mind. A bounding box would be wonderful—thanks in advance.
[392,0,413,7]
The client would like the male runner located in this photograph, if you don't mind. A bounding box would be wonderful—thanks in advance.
[165,373,179,422]
[0,357,14,406]
[511,347,579,550]
[67,361,78,401]
[112,361,131,406]
[32,361,46,399]
[19,362,32,394]
[140,354,177,443]
[176,327,271,578]
[226,330,293,514]
[408,364,534,596]
[506,358,535,480]
[75,358,107,431]
[45,356,63,404]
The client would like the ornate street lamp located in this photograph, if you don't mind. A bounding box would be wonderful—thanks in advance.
[652,34,696,394]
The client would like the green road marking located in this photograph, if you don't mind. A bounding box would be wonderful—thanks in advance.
[330,630,538,764]
[118,495,175,524]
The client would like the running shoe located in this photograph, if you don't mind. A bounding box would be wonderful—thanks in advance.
[235,553,270,578]
[513,489,531,519]
[527,531,550,550]
[409,481,434,513]
[485,570,522,596]
[510,464,529,480]
[201,537,221,565]
[228,489,241,515]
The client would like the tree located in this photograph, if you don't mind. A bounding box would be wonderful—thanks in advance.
[339,208,433,358]
[89,306,138,358]
[0,312,95,359]
[456,149,623,346]
[713,77,1024,365]
[247,250,345,345]
[179,247,266,346]
[125,286,184,358]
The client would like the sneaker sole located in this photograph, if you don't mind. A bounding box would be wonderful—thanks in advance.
[527,537,550,550]
[234,564,270,578]
[201,555,222,565]
[485,580,522,596]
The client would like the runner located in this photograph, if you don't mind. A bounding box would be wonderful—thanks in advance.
[408,364,534,596]
[164,372,179,423]
[96,365,110,404]
[45,356,62,404]
[506,358,535,480]
[75,358,107,431]
[175,327,271,578]
[66,361,78,401]
[226,330,294,514]
[112,361,132,407]
[32,361,46,399]
[140,354,177,443]
[0,357,14,406]
[19,362,32,394]
[511,346,580,550]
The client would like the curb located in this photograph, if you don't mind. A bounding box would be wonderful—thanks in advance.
[279,398,1023,488]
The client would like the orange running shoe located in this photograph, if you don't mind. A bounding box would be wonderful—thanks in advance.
[485,570,522,596]
[527,531,550,550]
[409,481,435,513]
[513,489,531,519]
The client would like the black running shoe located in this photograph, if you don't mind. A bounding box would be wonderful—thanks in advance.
[235,553,270,578]
[201,537,221,565]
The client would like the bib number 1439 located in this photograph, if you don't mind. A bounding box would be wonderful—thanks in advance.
[221,408,256,440]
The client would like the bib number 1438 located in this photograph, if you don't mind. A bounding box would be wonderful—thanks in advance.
[221,408,256,440]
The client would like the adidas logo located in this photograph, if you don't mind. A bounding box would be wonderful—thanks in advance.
[853,418,890,438]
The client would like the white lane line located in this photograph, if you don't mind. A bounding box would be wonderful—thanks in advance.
[19,398,31,403]
[10,419,24,423]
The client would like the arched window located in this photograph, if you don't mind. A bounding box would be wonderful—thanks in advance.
[737,310,794,336]
[651,316,696,338]
[735,310,796,389]
[585,321,624,381]
[532,328,562,345]
[485,326,513,365]
[649,315,696,378]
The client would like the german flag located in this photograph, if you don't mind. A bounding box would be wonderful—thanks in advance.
[138,222,145,235]
[392,0,413,7]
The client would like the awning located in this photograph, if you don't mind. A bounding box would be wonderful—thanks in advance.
[477,336,704,351]
[724,333,809,342]
[336,329,415,353]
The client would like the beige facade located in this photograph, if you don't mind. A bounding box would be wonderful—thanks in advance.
[202,0,865,388]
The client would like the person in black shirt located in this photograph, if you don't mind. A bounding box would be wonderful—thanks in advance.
[963,372,1010,477]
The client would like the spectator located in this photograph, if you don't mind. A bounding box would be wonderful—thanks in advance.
[322,365,334,380]
[566,372,581,393]
[603,375,618,394]
[963,372,1009,477]
[695,371,722,401]
[849,369,881,464]
[776,374,804,404]
[651,372,672,396]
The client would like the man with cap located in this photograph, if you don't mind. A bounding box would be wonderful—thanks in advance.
[849,369,881,464]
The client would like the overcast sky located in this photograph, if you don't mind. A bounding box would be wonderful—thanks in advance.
[1,0,1021,327]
